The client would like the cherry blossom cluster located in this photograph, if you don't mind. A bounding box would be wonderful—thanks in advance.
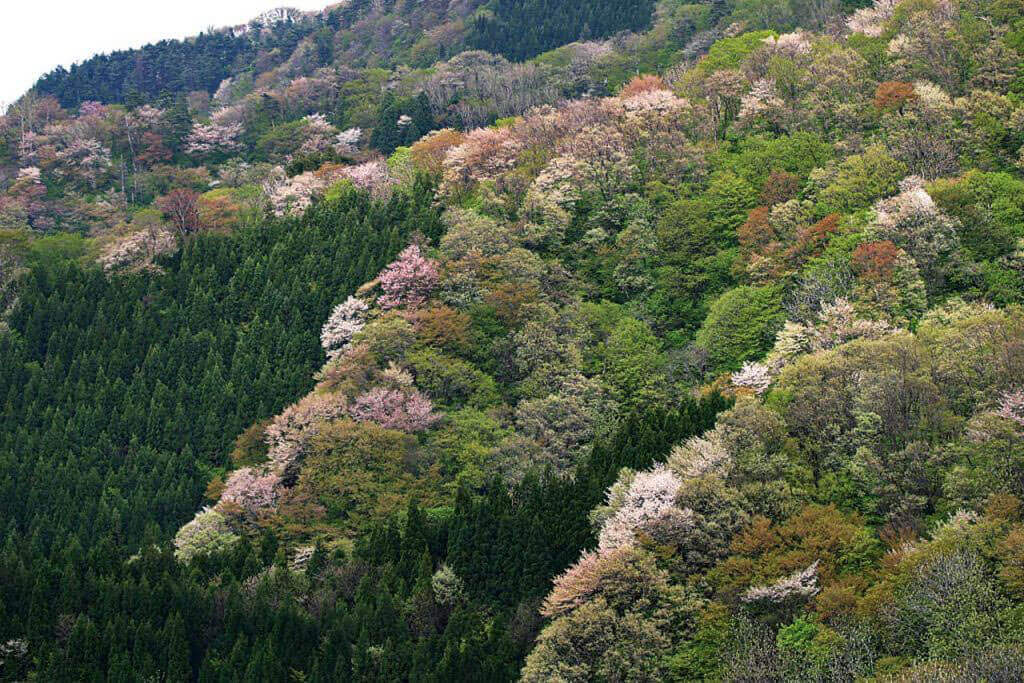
[334,127,363,156]
[847,0,901,37]
[264,162,390,217]
[731,361,773,395]
[185,121,244,156]
[933,509,981,540]
[348,386,440,433]
[546,403,745,610]
[298,113,339,155]
[739,79,784,122]
[17,131,43,162]
[220,467,282,515]
[132,105,166,128]
[211,104,246,127]
[667,434,732,480]
[874,176,936,226]
[541,548,623,617]
[439,80,702,206]
[0,639,28,666]
[998,389,1024,427]
[441,126,523,194]
[320,296,370,360]
[338,159,396,200]
[812,298,895,349]
[764,299,895,374]
[377,244,440,310]
[78,101,107,118]
[54,137,111,187]
[764,31,812,57]
[99,227,177,271]
[264,393,349,472]
[263,167,333,216]
[525,155,587,213]
[620,88,689,115]
[379,362,415,388]
[596,465,693,552]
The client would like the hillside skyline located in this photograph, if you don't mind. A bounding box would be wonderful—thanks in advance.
[0,1,329,111]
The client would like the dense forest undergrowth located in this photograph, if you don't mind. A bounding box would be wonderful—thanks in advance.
[2,0,1024,680]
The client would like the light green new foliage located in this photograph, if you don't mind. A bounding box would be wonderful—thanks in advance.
[430,564,465,606]
[815,146,907,217]
[711,132,833,189]
[694,30,777,74]
[601,317,666,409]
[703,171,759,237]
[405,349,500,408]
[352,315,416,363]
[424,407,509,487]
[387,146,417,186]
[928,171,1024,262]
[173,507,240,563]
[695,285,785,373]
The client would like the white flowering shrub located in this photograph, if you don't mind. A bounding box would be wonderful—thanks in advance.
[667,434,732,480]
[741,560,821,605]
[731,361,772,395]
[99,227,178,272]
[847,0,900,37]
[335,127,363,155]
[998,389,1024,427]
[321,296,369,360]
[596,465,692,552]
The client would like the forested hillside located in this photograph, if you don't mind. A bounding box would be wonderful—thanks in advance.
[468,0,659,61]
[33,30,284,110]
[3,0,1024,680]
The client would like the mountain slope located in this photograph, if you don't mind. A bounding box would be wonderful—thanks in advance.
[2,0,1024,680]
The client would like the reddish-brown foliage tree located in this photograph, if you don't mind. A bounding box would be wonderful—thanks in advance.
[787,213,841,264]
[157,188,201,236]
[874,81,917,113]
[759,170,801,206]
[738,206,775,252]
[136,131,172,167]
[620,74,669,98]
[410,128,466,176]
[852,240,902,281]
[483,281,542,327]
[198,192,242,232]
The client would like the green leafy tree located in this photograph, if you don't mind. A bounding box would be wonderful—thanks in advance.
[695,285,785,372]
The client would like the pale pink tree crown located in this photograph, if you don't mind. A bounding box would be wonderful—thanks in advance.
[377,244,439,310]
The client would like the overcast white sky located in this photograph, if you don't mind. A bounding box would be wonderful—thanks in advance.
[0,1,330,111]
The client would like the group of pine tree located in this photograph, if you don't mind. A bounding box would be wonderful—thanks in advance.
[2,0,1024,680]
